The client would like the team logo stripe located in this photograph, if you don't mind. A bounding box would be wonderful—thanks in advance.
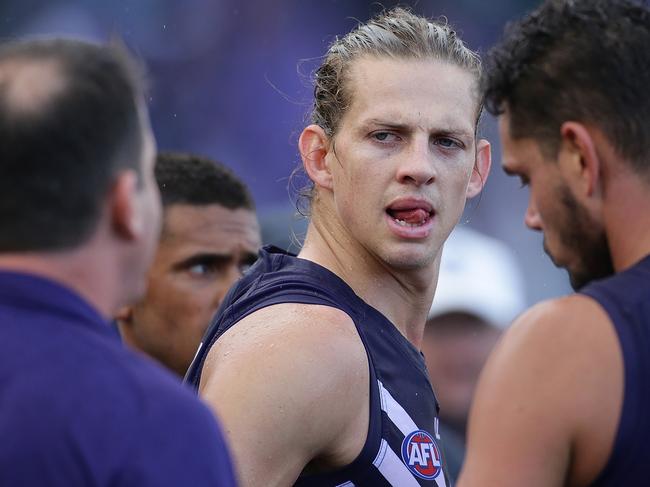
[378,380,419,436]
[373,439,421,487]
[377,380,449,486]
[401,430,443,481]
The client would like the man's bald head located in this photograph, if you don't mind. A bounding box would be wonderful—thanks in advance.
[0,38,147,251]
[0,58,66,116]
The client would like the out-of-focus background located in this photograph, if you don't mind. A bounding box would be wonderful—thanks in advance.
[0,0,572,306]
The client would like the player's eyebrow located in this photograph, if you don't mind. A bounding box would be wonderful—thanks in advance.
[361,118,473,138]
[356,118,411,135]
[363,119,409,129]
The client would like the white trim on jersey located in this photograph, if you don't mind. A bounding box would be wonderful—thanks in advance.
[373,439,421,487]
[434,466,448,487]
[378,380,419,436]
[334,482,356,487]
[377,380,449,487]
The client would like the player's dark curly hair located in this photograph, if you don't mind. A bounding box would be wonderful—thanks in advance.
[483,0,650,169]
[155,152,254,210]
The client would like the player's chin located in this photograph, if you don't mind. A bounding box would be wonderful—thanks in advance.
[543,239,566,269]
[567,261,604,291]
[547,249,586,289]
[382,245,436,270]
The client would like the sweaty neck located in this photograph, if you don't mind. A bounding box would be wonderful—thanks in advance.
[298,214,440,350]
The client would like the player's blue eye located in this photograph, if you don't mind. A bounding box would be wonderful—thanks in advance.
[372,131,399,142]
[435,137,458,148]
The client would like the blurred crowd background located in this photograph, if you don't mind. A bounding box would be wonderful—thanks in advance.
[0,0,571,306]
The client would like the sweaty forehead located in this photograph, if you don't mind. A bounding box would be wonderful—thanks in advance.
[0,58,66,116]
[162,204,261,249]
[342,56,478,133]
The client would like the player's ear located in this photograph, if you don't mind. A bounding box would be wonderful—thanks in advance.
[299,124,334,190]
[559,121,601,199]
[109,169,141,241]
[466,138,491,198]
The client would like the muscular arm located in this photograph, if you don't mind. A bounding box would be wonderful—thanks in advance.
[457,296,623,487]
[199,303,369,487]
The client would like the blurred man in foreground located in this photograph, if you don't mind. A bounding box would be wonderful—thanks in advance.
[0,38,236,486]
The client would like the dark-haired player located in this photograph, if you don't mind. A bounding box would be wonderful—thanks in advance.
[459,1,650,486]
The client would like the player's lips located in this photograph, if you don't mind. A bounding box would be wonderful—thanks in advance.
[385,198,435,239]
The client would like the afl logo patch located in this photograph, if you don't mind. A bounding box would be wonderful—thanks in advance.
[401,429,443,480]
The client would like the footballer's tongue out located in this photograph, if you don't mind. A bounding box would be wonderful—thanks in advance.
[389,208,430,225]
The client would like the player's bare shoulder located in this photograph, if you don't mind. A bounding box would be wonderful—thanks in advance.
[460,295,623,487]
[497,294,617,356]
[199,302,370,483]
[481,294,622,437]
[201,302,368,391]
[495,294,621,390]
[525,295,623,486]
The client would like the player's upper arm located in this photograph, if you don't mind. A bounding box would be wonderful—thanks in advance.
[199,303,369,487]
[457,295,622,487]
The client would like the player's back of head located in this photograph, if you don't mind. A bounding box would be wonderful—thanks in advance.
[0,38,147,252]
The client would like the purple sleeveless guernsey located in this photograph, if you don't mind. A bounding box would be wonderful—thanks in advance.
[580,254,650,486]
[186,245,451,486]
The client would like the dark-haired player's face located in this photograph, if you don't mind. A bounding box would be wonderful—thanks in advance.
[128,204,261,376]
[499,114,614,289]
[323,57,488,271]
